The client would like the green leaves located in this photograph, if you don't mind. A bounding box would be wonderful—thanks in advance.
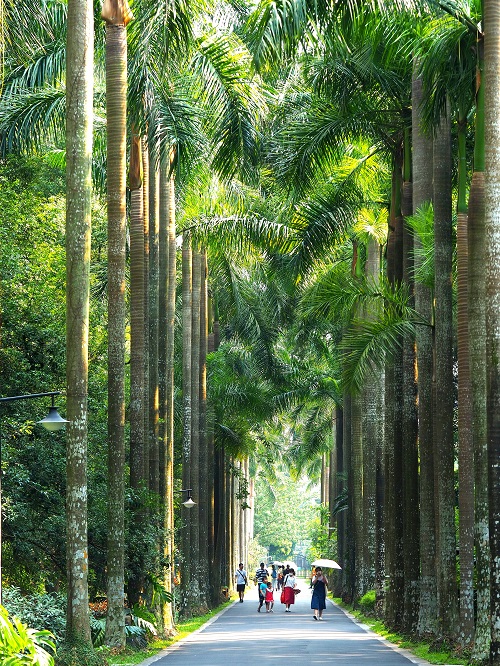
[0,605,56,666]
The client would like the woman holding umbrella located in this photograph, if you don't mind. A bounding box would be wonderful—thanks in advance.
[311,567,328,620]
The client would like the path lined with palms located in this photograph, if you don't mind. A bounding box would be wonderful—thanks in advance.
[141,581,441,666]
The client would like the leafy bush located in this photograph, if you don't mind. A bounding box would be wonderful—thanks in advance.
[3,588,66,641]
[0,603,56,666]
[90,614,152,650]
[358,590,376,615]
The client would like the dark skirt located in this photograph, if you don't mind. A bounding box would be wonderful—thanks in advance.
[311,581,326,610]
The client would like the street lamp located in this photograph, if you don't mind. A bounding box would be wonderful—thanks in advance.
[177,488,196,508]
[0,391,68,604]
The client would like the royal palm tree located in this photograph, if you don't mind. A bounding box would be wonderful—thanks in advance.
[484,0,500,660]
[65,0,94,646]
[102,0,132,647]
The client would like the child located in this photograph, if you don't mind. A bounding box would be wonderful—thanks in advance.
[265,581,274,612]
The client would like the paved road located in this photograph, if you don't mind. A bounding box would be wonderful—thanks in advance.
[141,580,437,666]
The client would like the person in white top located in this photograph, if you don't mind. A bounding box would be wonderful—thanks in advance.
[282,569,297,612]
[235,563,248,602]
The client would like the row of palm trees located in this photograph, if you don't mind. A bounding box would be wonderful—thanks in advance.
[5,0,500,663]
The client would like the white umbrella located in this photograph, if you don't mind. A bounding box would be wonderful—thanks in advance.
[311,558,342,570]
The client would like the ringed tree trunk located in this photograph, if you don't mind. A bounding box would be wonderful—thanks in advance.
[468,33,490,663]
[411,66,437,638]
[128,131,146,608]
[384,160,404,631]
[198,248,211,607]
[143,144,150,482]
[484,2,500,660]
[65,0,94,642]
[362,239,382,597]
[181,233,193,616]
[149,159,160,499]
[433,103,458,640]
[190,245,202,610]
[456,108,474,649]
[401,128,419,635]
[162,159,176,634]
[102,0,132,648]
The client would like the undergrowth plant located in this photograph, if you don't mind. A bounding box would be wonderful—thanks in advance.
[0,604,56,666]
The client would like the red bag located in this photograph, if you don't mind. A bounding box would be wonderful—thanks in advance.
[280,590,286,603]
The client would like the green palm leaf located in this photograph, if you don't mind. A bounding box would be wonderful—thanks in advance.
[0,87,66,154]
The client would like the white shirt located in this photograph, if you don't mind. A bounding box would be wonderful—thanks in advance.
[235,568,247,584]
[284,574,296,588]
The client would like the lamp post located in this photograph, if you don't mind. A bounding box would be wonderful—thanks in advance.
[0,391,68,604]
[176,488,196,508]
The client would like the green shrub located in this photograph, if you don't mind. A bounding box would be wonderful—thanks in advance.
[3,588,66,641]
[0,604,56,666]
[358,590,376,615]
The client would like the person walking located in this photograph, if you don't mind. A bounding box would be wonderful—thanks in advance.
[311,567,328,620]
[277,567,284,590]
[270,564,278,590]
[265,581,274,612]
[258,575,268,612]
[235,563,248,602]
[282,568,297,612]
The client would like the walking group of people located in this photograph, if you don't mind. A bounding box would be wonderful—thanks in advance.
[234,562,329,619]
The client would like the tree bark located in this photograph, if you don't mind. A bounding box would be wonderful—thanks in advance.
[103,5,129,647]
[412,67,437,638]
[484,2,500,659]
[65,0,93,642]
[433,103,458,640]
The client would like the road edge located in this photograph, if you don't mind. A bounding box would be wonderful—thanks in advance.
[137,600,238,666]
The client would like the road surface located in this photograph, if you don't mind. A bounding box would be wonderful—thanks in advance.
[140,580,453,666]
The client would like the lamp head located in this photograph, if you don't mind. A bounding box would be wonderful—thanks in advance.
[183,497,196,508]
[37,406,69,431]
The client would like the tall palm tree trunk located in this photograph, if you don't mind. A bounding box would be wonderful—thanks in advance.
[128,131,146,608]
[142,144,150,481]
[362,239,382,597]
[181,234,193,615]
[190,246,202,610]
[65,0,93,642]
[102,0,131,647]
[412,67,437,638]
[433,103,458,640]
[468,37,490,662]
[162,165,176,633]
[199,249,210,604]
[342,388,354,602]
[149,161,160,498]
[334,406,345,599]
[384,163,404,630]
[456,109,474,649]
[484,2,500,659]
[401,132,419,634]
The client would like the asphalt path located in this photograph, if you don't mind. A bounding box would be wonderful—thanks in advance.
[140,580,440,666]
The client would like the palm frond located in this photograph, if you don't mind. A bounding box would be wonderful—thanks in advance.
[190,32,267,182]
[0,87,66,155]
[406,201,435,288]
[341,313,425,393]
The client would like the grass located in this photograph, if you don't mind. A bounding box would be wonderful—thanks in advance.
[103,599,234,666]
[331,597,468,666]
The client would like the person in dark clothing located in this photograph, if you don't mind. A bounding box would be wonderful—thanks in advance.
[255,563,269,612]
[311,567,328,620]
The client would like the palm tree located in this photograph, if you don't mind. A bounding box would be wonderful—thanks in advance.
[65,0,94,645]
[484,0,500,659]
[411,69,437,638]
[181,233,193,615]
[102,0,132,648]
